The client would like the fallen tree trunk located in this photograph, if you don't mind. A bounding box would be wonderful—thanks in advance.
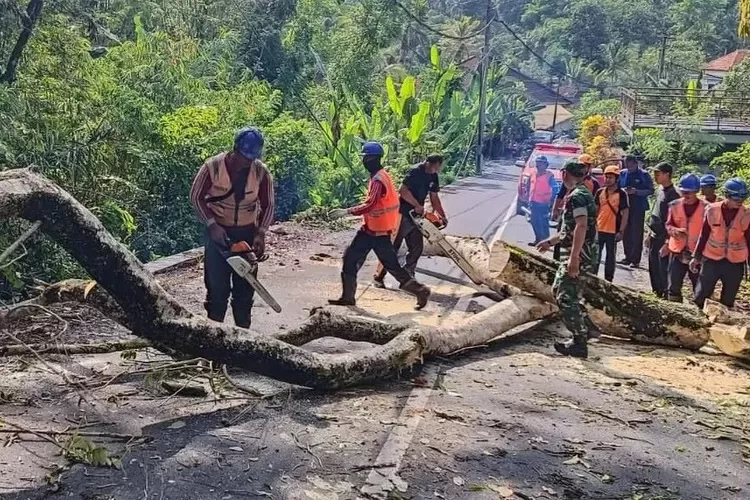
[0,169,556,388]
[424,235,711,349]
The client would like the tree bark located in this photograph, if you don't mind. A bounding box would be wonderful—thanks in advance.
[424,235,711,349]
[0,169,555,389]
[0,0,45,84]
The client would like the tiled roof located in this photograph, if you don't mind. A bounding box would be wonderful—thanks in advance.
[704,50,750,72]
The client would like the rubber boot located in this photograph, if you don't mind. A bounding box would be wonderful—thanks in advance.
[329,273,357,306]
[667,294,683,303]
[554,337,588,359]
[232,300,252,329]
[400,279,431,310]
[205,301,228,323]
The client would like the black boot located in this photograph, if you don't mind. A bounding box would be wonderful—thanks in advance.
[667,295,683,303]
[205,301,228,323]
[232,300,252,329]
[554,338,588,358]
[329,273,357,306]
[400,279,431,310]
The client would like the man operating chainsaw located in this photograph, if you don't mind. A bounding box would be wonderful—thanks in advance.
[190,127,275,328]
[372,154,447,288]
[329,142,431,310]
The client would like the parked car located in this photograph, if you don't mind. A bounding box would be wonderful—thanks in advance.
[515,143,584,221]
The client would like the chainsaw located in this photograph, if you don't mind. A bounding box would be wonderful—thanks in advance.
[410,210,484,285]
[224,240,282,313]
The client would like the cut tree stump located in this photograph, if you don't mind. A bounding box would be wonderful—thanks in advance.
[0,169,556,389]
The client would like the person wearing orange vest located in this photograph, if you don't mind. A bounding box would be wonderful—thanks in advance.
[690,178,750,309]
[593,166,630,282]
[665,174,704,302]
[528,156,556,245]
[190,127,275,328]
[328,142,431,309]
[372,154,447,288]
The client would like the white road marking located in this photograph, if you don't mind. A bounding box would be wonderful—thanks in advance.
[490,193,518,248]
[360,364,441,499]
[360,291,476,498]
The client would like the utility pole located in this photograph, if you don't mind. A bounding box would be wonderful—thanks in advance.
[657,35,669,82]
[551,76,561,130]
[475,0,492,175]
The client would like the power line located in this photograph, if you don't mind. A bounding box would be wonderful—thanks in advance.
[493,19,595,89]
[392,0,597,90]
[392,0,494,41]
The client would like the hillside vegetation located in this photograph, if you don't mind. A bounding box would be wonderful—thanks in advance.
[0,0,745,298]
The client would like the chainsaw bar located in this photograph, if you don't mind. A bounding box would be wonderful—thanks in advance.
[226,256,282,313]
[411,213,484,285]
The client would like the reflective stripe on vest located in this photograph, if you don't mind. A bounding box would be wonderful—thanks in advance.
[203,152,262,227]
[530,171,553,203]
[704,202,750,263]
[667,199,705,254]
[363,169,400,233]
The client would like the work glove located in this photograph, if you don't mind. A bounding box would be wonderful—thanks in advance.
[329,208,350,219]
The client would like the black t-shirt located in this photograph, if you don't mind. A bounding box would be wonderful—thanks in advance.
[399,163,440,214]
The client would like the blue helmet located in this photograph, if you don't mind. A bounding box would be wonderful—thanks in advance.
[535,155,549,166]
[678,173,700,193]
[361,141,384,157]
[723,178,749,200]
[234,127,264,160]
[700,174,717,188]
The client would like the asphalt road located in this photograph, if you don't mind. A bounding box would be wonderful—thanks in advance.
[403,160,650,293]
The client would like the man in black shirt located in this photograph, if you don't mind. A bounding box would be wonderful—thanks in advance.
[373,154,447,287]
[646,162,680,299]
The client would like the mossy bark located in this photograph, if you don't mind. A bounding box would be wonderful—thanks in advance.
[425,235,710,349]
[0,169,555,388]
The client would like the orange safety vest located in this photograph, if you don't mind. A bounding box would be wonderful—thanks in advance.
[203,153,265,227]
[667,199,706,254]
[363,169,400,233]
[703,202,750,263]
[530,170,554,203]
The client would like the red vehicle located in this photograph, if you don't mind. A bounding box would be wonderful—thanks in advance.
[515,143,584,218]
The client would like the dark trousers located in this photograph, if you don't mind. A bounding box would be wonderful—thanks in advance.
[374,215,423,280]
[595,232,617,282]
[694,258,745,308]
[204,226,256,327]
[623,209,646,265]
[648,238,669,298]
[529,201,550,244]
[667,254,698,301]
[345,229,412,284]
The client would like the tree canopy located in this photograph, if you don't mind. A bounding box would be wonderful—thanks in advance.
[0,0,744,299]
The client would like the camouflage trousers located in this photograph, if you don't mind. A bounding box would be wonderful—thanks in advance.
[552,257,595,343]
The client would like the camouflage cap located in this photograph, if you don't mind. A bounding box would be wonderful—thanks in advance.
[561,161,586,177]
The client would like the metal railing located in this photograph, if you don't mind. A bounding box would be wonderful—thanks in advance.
[620,87,750,134]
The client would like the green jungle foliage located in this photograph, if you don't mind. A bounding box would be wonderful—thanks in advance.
[0,0,744,298]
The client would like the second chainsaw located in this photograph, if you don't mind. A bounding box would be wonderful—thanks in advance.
[410,210,484,285]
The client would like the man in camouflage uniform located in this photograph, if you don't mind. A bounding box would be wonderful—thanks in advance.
[537,161,599,358]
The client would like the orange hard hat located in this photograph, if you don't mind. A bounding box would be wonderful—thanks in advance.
[578,154,594,166]
[604,165,621,176]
